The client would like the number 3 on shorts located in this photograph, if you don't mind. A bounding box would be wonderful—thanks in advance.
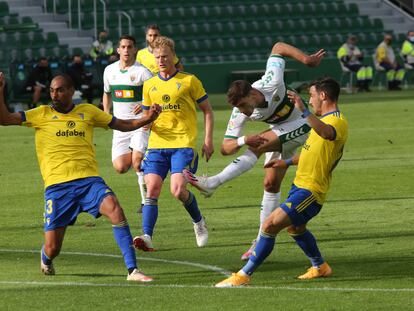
[46,199,53,215]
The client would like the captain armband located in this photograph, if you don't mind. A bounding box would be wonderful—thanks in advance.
[301,109,312,118]
[285,158,294,166]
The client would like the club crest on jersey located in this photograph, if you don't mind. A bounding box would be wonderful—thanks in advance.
[176,82,181,90]
[130,74,136,82]
[67,121,76,128]
[162,94,170,103]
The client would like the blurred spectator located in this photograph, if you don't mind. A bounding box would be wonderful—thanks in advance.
[90,30,114,60]
[25,57,52,108]
[66,55,94,103]
[375,34,405,90]
[136,24,183,74]
[401,30,414,69]
[108,51,119,64]
[337,35,373,92]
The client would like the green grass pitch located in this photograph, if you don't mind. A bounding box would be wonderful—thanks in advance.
[0,90,413,310]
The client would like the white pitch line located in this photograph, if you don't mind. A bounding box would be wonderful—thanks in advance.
[1,249,413,293]
[0,249,231,276]
[0,281,413,293]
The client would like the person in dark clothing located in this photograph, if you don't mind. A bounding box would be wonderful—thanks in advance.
[66,55,94,103]
[25,57,53,108]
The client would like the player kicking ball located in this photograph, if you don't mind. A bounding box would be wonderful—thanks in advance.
[184,42,325,261]
[215,77,348,287]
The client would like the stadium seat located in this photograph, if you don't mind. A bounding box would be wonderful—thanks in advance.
[31,32,46,50]
[0,1,9,18]
[45,32,59,49]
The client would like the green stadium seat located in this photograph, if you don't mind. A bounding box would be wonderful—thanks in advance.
[372,18,384,31]
[56,0,69,14]
[81,12,94,30]
[301,3,316,18]
[72,47,84,57]
[347,3,359,17]
[46,32,59,49]
[17,33,31,50]
[31,32,46,49]
[0,1,9,18]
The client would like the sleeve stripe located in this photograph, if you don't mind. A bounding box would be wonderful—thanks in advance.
[224,135,238,139]
[196,94,208,104]
[108,116,117,128]
[142,105,150,110]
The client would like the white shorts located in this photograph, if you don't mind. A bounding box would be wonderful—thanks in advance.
[264,111,310,165]
[111,128,149,161]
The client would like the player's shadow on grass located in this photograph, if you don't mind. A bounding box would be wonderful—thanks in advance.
[208,204,257,210]
[317,230,414,243]
[59,273,122,278]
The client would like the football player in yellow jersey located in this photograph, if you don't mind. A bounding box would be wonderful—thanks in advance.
[136,24,183,74]
[216,77,348,287]
[133,36,214,252]
[0,73,161,282]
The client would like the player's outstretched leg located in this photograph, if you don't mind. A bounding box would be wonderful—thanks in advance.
[183,149,258,198]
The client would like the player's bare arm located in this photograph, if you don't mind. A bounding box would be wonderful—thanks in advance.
[264,154,300,169]
[102,92,113,114]
[199,99,214,162]
[0,72,22,126]
[220,134,269,156]
[287,90,335,140]
[271,42,325,67]
[132,103,143,115]
[111,104,161,132]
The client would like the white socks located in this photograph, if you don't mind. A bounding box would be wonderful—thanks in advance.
[256,191,280,241]
[137,171,147,205]
[209,149,258,188]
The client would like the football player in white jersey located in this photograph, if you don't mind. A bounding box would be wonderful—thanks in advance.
[184,42,325,260]
[103,35,153,210]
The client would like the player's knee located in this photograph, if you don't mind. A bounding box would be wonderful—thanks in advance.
[171,186,186,200]
[287,225,307,236]
[113,162,130,174]
[262,217,277,234]
[271,42,283,54]
[100,195,125,222]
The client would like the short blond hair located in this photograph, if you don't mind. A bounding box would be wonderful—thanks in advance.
[153,36,175,54]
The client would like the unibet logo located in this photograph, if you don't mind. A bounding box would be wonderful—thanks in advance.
[115,90,134,98]
[162,103,181,111]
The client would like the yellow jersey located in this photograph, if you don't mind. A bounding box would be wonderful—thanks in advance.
[294,111,348,203]
[136,47,180,74]
[21,104,114,188]
[142,71,208,149]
